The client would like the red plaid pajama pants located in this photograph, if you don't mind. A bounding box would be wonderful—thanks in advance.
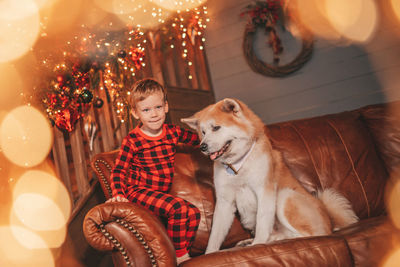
[126,186,201,257]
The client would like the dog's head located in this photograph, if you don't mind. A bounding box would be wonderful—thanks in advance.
[182,98,264,164]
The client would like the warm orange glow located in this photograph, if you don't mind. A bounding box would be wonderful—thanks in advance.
[0,63,24,111]
[33,0,58,10]
[79,1,109,28]
[325,0,378,42]
[387,178,400,229]
[0,106,53,167]
[383,247,400,267]
[116,2,172,29]
[40,0,82,34]
[92,0,117,14]
[93,0,172,29]
[292,0,341,41]
[0,0,40,62]
[152,0,207,11]
[93,0,145,15]
[0,226,54,266]
[391,0,400,23]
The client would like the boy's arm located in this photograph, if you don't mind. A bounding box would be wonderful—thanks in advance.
[110,137,134,198]
[176,125,200,146]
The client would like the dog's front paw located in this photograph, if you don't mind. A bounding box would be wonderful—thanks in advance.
[205,246,218,254]
[235,238,254,247]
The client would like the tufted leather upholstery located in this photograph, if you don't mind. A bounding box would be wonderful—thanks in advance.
[83,101,400,266]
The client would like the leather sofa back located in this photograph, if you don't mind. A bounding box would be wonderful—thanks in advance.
[267,109,388,219]
[358,102,400,174]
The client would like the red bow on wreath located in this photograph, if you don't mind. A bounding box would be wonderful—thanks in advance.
[241,0,285,63]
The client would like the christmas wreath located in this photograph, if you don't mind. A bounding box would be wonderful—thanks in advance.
[241,0,314,77]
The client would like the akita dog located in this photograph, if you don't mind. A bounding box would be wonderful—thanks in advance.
[182,98,358,254]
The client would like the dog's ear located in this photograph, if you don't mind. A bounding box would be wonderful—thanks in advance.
[181,116,199,130]
[221,98,241,114]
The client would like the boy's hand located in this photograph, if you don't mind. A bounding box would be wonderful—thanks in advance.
[106,196,130,203]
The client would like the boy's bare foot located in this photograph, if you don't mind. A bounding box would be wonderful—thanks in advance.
[106,196,129,203]
[177,253,191,265]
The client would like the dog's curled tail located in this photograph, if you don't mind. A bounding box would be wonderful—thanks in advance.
[318,188,359,230]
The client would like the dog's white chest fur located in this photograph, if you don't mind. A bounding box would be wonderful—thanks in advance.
[214,148,270,231]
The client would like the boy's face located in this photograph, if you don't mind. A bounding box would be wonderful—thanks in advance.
[132,91,168,135]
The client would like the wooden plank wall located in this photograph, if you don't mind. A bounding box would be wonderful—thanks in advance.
[204,0,400,124]
[53,33,215,218]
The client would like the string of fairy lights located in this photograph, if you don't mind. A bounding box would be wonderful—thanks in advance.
[33,1,210,132]
[175,6,209,80]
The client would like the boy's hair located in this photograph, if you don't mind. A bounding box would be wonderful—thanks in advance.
[129,78,167,109]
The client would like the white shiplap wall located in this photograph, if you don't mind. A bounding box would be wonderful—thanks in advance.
[204,0,400,123]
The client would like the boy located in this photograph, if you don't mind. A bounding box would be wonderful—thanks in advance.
[107,78,200,264]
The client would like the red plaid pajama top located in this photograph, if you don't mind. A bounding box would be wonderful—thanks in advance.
[110,123,200,197]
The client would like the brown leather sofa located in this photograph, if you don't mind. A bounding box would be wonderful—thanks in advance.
[83,101,400,267]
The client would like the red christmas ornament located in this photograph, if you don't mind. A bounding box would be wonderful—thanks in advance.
[57,75,64,85]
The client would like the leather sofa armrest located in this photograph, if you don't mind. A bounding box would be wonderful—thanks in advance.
[180,236,353,267]
[91,150,119,200]
[334,216,400,266]
[83,202,176,267]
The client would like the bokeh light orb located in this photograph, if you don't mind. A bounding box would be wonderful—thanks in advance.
[292,0,341,41]
[391,0,400,23]
[11,170,70,248]
[0,225,54,266]
[383,247,400,267]
[10,205,67,248]
[0,0,40,62]
[12,170,71,228]
[0,0,39,20]
[13,193,66,231]
[0,106,53,168]
[325,0,377,42]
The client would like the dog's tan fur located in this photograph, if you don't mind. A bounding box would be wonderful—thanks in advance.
[182,98,358,253]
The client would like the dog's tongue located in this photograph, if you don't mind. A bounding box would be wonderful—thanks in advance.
[210,152,218,161]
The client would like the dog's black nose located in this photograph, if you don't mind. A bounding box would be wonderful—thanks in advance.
[200,143,208,152]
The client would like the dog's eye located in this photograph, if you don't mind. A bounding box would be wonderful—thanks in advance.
[212,126,221,132]
[202,130,205,135]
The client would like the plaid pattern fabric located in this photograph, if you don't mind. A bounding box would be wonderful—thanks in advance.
[110,124,199,196]
[110,123,200,256]
[126,187,200,256]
